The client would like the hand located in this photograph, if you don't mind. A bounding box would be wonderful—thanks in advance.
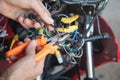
[2,40,45,80]
[0,0,54,29]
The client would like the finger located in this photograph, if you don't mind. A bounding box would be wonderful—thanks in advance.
[24,38,31,42]
[33,19,45,28]
[31,1,54,25]
[37,58,45,67]
[25,40,36,56]
[36,46,42,52]
[33,2,51,16]
[25,12,43,28]
[35,58,45,75]
[18,42,23,45]
[9,55,18,60]
[46,24,54,31]
[40,21,45,27]
[18,16,30,29]
[18,38,31,45]
[35,1,51,17]
[33,22,41,28]
[23,18,35,28]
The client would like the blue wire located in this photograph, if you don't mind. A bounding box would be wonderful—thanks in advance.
[72,30,78,40]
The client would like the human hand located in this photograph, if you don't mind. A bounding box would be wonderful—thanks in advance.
[2,40,45,80]
[0,0,54,29]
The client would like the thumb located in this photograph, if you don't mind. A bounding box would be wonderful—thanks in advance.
[25,40,37,56]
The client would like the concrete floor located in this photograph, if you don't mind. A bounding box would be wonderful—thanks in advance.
[81,62,120,80]
[81,0,120,80]
[103,0,120,42]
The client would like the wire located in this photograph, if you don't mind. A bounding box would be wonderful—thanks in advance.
[70,57,77,64]
[44,27,51,37]
[45,3,51,10]
[0,19,7,32]
[58,14,69,18]
[0,16,5,22]
[80,0,109,38]
[62,45,83,58]
[78,39,85,50]
[58,14,70,27]
[72,30,78,40]
[77,58,81,80]
[63,0,102,4]
[49,76,72,80]
[51,4,66,16]
[96,16,102,35]
[97,0,109,14]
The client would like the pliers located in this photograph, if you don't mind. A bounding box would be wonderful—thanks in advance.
[6,34,70,62]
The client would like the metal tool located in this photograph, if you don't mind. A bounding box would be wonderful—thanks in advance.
[6,34,70,62]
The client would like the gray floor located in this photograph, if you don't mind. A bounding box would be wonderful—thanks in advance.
[82,0,120,80]
[81,62,120,80]
[103,0,120,42]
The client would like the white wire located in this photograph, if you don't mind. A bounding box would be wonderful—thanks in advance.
[58,14,69,18]
[78,39,85,50]
[62,45,83,58]
[70,57,77,64]
[45,3,51,10]
[58,14,71,27]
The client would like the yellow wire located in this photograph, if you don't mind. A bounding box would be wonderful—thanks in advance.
[56,25,78,33]
[54,46,61,58]
[38,28,44,34]
[61,14,79,24]
[10,34,18,50]
[54,46,59,57]
[54,45,63,63]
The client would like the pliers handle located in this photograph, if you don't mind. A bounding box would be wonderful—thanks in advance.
[6,36,54,62]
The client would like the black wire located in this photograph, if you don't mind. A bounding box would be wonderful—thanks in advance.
[84,14,97,37]
[42,55,52,79]
[63,0,102,4]
[82,5,104,38]
[80,5,87,33]
[76,58,81,80]
[80,0,108,38]
[49,76,72,80]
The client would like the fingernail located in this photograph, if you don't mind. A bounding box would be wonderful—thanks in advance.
[48,26,54,31]
[48,17,54,24]
[31,40,36,45]
[18,17,23,22]
[34,22,41,28]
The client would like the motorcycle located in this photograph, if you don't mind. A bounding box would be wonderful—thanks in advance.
[0,0,120,80]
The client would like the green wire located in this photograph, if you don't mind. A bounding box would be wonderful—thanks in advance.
[42,26,51,37]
